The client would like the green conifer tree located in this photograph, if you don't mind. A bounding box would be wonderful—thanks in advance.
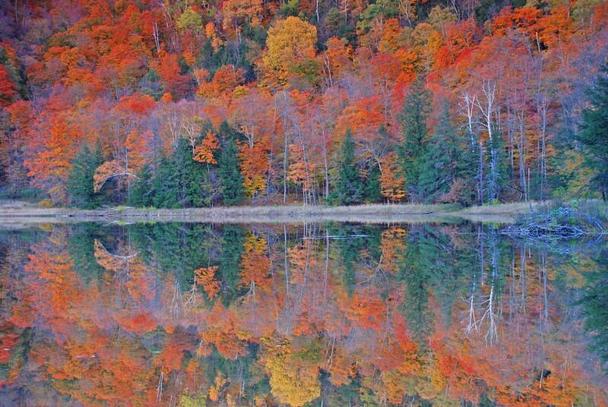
[67,144,103,208]
[399,78,431,202]
[218,122,244,206]
[418,102,472,203]
[333,130,363,205]
[578,63,608,200]
[150,139,207,208]
[363,160,381,203]
[173,137,206,207]
[152,155,178,208]
[128,164,153,207]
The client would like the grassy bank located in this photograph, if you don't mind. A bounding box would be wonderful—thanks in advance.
[0,200,550,226]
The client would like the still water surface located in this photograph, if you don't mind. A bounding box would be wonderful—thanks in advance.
[0,222,606,406]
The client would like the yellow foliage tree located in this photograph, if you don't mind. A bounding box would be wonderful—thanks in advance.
[262,339,321,407]
[380,152,406,202]
[194,266,220,299]
[261,17,317,88]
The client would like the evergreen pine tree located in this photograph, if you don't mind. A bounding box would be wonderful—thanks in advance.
[334,130,363,205]
[67,144,103,208]
[128,164,153,207]
[218,122,244,205]
[418,102,469,203]
[173,138,206,207]
[152,155,179,208]
[579,63,608,200]
[150,139,207,208]
[399,78,431,202]
[363,160,381,203]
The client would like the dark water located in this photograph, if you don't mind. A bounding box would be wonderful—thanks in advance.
[0,222,606,406]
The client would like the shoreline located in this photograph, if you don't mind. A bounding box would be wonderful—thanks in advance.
[0,201,544,226]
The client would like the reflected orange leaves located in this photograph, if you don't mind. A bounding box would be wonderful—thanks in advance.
[0,65,17,107]
[24,249,84,328]
[195,265,220,299]
[116,312,157,335]
[2,224,607,406]
[208,372,227,402]
[0,329,19,364]
[345,290,386,330]
[380,227,407,272]
[240,234,272,292]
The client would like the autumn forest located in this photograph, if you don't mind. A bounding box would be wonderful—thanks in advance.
[1,0,608,406]
[0,0,607,207]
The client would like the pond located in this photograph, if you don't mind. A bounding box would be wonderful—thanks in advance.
[0,222,606,406]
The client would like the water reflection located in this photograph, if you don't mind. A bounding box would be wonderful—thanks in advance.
[0,223,606,406]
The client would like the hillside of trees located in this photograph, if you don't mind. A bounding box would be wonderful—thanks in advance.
[0,0,607,207]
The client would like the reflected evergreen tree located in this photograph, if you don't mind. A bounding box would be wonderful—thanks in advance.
[333,225,379,296]
[218,225,245,305]
[478,393,498,407]
[423,226,473,326]
[130,223,214,288]
[321,371,361,406]
[0,326,32,389]
[201,346,264,404]
[365,226,382,266]
[67,223,106,285]
[578,248,608,371]
[397,227,435,348]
